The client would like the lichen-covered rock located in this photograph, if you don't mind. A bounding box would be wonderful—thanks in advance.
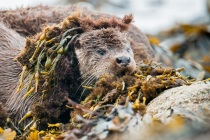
[147,81,210,121]
[84,81,210,140]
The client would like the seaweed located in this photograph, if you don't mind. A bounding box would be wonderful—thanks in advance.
[3,9,199,140]
[9,10,134,138]
[69,60,188,126]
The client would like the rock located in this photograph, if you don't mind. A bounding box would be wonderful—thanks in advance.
[147,81,210,122]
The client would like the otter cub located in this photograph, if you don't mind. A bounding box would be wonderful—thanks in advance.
[0,10,153,127]
[76,28,136,82]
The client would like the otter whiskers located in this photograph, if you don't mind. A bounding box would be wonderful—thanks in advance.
[78,68,108,100]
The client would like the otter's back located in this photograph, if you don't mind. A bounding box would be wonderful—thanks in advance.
[0,6,154,61]
[0,23,24,104]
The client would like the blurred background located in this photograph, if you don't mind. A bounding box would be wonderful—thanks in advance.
[0,0,208,34]
[1,0,210,79]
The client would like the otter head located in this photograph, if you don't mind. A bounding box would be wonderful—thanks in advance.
[75,28,136,83]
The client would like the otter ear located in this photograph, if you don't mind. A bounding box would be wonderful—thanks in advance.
[115,14,133,32]
[122,14,133,25]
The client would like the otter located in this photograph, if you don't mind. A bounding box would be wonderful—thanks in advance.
[0,6,154,127]
[0,5,154,62]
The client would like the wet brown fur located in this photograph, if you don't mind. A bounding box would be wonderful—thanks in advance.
[0,5,154,62]
[0,103,8,127]
[0,6,154,127]
[0,22,24,106]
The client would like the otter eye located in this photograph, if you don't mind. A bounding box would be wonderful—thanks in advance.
[97,49,106,56]
[108,46,113,50]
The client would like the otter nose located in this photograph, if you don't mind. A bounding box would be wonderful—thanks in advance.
[116,57,130,67]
